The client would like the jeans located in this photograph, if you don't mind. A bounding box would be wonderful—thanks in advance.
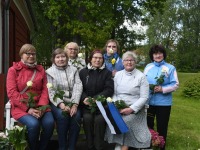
[51,104,81,150]
[18,112,54,150]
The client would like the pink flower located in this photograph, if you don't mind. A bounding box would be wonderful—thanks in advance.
[149,129,165,148]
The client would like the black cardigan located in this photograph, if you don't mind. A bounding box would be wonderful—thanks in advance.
[79,67,114,106]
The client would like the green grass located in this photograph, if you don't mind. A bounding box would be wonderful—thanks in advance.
[166,72,200,150]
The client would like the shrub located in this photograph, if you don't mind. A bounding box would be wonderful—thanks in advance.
[182,76,200,98]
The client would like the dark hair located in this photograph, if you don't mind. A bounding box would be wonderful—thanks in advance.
[88,49,104,64]
[149,44,167,61]
[51,48,68,63]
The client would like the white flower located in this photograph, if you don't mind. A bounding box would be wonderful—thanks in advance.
[161,68,167,73]
[26,81,33,87]
[78,53,83,58]
[13,125,23,132]
[161,67,168,77]
[106,97,113,103]
[108,49,114,54]
[0,132,7,138]
[46,83,53,88]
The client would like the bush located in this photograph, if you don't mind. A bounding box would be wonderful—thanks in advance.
[182,76,200,98]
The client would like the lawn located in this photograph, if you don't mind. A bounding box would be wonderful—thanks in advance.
[166,73,200,150]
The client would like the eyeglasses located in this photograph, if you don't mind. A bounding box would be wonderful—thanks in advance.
[107,46,116,48]
[92,57,103,60]
[68,48,78,51]
[25,52,36,56]
[123,59,134,62]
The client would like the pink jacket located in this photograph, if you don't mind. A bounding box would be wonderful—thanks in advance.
[6,61,49,120]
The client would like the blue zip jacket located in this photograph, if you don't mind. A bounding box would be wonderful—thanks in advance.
[144,60,179,106]
[103,53,124,72]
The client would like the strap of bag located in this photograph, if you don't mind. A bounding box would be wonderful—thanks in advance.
[20,69,37,94]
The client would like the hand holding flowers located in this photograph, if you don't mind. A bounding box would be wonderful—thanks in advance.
[20,81,50,118]
[85,95,107,113]
[47,83,76,117]
[149,67,167,94]
[114,100,128,110]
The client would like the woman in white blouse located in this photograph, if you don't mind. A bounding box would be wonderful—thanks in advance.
[105,51,151,150]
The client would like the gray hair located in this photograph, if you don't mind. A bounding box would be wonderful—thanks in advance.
[122,51,137,63]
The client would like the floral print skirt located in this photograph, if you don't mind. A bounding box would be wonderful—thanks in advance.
[104,108,151,148]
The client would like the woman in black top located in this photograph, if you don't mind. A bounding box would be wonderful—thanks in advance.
[79,49,114,150]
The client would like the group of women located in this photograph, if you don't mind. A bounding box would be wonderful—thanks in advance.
[6,39,179,150]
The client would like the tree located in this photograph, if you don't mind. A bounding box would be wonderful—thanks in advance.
[145,0,200,72]
[31,0,167,62]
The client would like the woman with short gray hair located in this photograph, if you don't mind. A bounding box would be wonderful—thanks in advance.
[105,51,151,150]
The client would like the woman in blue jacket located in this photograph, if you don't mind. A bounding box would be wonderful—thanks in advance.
[103,39,124,77]
[144,44,179,150]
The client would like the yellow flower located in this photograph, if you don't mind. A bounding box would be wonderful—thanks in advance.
[46,83,53,88]
[26,81,33,87]
[106,97,113,103]
[111,58,116,65]
[108,49,114,54]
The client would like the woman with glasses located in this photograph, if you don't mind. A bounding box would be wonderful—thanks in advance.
[79,50,114,150]
[6,44,54,150]
[144,45,179,150]
[103,39,124,77]
[64,42,86,71]
[105,51,151,150]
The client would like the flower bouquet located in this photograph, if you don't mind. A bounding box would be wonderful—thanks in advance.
[114,100,128,110]
[21,81,50,111]
[149,129,165,149]
[86,95,107,113]
[149,68,167,93]
[47,83,76,117]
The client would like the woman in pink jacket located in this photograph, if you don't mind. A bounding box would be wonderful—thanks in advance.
[6,44,54,150]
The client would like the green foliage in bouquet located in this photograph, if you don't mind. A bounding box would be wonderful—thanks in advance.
[53,87,65,102]
[114,100,128,110]
[87,95,107,113]
[149,74,165,92]
[20,92,50,111]
[61,101,76,117]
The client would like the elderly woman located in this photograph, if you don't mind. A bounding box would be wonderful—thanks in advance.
[144,45,179,150]
[79,49,114,150]
[105,51,151,150]
[103,39,124,77]
[46,48,83,150]
[6,44,54,150]
[64,42,86,71]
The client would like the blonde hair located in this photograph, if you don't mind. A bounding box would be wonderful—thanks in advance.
[64,42,79,52]
[19,44,36,56]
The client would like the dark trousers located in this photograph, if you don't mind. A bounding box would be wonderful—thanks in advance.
[83,109,106,150]
[147,105,171,150]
